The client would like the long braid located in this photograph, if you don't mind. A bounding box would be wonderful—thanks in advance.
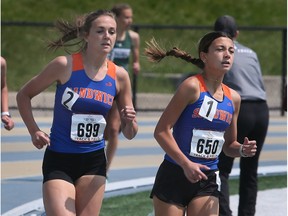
[145,38,204,69]
[166,47,203,68]
[144,38,167,62]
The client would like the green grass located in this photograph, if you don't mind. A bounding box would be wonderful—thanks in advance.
[1,0,286,92]
[100,174,287,216]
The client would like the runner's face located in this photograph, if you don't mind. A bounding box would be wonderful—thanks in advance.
[86,15,117,53]
[117,9,133,30]
[201,37,234,73]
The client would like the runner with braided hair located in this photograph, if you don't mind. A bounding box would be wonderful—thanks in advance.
[145,31,257,216]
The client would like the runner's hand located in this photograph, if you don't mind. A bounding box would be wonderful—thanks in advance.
[32,130,50,149]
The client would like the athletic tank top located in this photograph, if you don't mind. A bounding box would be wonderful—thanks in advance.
[165,74,235,170]
[49,52,117,153]
[108,31,132,71]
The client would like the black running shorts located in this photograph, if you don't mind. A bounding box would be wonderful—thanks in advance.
[42,148,106,184]
[150,159,220,207]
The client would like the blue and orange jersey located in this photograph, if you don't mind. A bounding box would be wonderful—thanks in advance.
[49,52,117,153]
[165,74,235,170]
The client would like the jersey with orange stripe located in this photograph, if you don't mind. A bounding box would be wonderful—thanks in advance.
[165,74,234,170]
[49,52,117,153]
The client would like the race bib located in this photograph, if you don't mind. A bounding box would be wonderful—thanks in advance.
[189,129,225,159]
[61,87,79,110]
[111,47,131,59]
[199,95,218,122]
[70,114,106,142]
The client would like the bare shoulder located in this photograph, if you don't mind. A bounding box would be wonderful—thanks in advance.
[114,65,131,96]
[230,88,241,103]
[1,56,6,66]
[177,75,200,102]
[51,55,70,66]
[229,88,241,109]
[128,30,140,41]
[115,65,130,81]
[45,55,71,74]
[1,56,7,78]
[180,75,200,91]
[43,55,72,84]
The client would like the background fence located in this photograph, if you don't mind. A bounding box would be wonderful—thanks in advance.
[131,24,287,115]
[1,21,287,115]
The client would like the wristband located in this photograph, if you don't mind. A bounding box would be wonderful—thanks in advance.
[239,145,248,157]
[1,112,11,117]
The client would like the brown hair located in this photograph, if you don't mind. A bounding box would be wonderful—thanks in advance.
[47,10,115,53]
[111,3,132,17]
[144,31,232,69]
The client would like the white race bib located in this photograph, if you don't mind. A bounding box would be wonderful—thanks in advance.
[189,129,225,159]
[199,95,218,122]
[62,87,79,110]
[70,114,106,142]
[110,48,131,60]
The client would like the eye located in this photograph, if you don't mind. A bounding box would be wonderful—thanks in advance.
[95,27,104,33]
[108,29,116,35]
[216,47,224,52]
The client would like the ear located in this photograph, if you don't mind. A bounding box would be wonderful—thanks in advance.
[200,52,207,63]
[234,30,239,39]
[83,32,89,42]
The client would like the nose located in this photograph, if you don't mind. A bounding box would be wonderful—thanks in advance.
[224,50,231,58]
[103,30,110,38]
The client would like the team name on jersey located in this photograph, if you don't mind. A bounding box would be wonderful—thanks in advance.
[73,87,114,106]
[192,108,232,124]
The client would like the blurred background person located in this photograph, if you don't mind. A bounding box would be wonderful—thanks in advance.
[214,15,269,216]
[1,56,14,131]
[105,3,140,171]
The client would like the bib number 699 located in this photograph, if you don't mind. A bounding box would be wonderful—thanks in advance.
[77,123,100,138]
